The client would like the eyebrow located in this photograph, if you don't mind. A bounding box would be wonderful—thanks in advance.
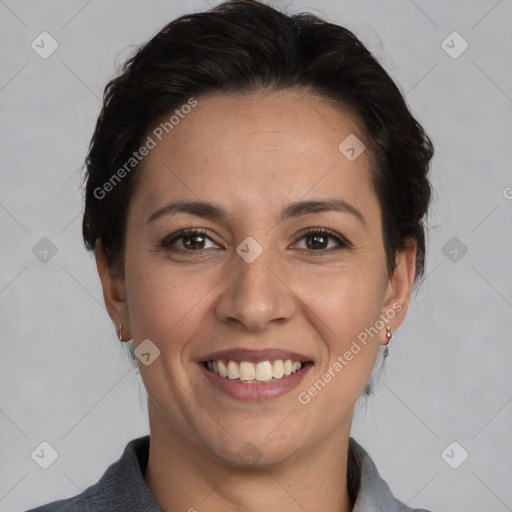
[147,198,366,228]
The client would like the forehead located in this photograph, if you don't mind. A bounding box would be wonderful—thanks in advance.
[133,92,377,221]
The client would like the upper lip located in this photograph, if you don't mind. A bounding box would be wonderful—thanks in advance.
[199,348,312,363]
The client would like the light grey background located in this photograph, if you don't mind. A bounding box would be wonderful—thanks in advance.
[1,0,511,511]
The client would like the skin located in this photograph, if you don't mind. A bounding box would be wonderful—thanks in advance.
[96,91,416,512]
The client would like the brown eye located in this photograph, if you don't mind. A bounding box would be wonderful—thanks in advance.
[181,233,207,250]
[294,228,349,255]
[161,229,220,252]
[305,233,330,250]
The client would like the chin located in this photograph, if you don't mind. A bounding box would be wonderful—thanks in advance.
[201,427,303,469]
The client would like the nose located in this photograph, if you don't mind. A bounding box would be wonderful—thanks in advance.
[214,249,297,332]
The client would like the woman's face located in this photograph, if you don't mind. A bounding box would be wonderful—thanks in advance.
[99,92,414,466]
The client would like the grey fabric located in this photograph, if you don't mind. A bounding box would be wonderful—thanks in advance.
[27,436,160,512]
[349,439,432,512]
[27,436,433,511]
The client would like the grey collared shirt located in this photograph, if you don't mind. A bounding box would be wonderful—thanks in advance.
[27,436,434,511]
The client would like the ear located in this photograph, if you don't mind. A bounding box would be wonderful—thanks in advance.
[380,239,417,344]
[95,239,132,341]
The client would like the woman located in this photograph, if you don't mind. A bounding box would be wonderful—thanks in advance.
[29,0,434,510]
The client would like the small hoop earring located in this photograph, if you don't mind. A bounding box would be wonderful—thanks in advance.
[384,325,393,358]
[118,324,123,342]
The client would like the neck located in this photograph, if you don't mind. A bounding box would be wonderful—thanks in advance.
[144,402,353,512]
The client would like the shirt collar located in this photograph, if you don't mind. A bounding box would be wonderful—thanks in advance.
[97,435,423,512]
[348,437,420,511]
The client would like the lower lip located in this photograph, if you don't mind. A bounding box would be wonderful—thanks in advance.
[199,363,312,402]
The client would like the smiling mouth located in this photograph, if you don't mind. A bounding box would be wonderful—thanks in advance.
[202,359,312,383]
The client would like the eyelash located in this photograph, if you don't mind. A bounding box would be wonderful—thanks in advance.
[159,227,350,257]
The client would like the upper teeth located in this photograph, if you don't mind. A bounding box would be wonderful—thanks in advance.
[206,359,302,382]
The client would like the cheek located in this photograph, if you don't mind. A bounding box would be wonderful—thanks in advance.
[124,257,211,349]
[296,264,385,336]
[290,270,383,430]
[293,266,384,389]
[125,250,386,347]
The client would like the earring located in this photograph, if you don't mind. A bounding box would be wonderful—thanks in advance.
[384,325,393,358]
[118,324,123,342]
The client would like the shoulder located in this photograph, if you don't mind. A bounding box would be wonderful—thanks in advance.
[25,484,110,512]
[26,436,161,512]
[349,437,435,512]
